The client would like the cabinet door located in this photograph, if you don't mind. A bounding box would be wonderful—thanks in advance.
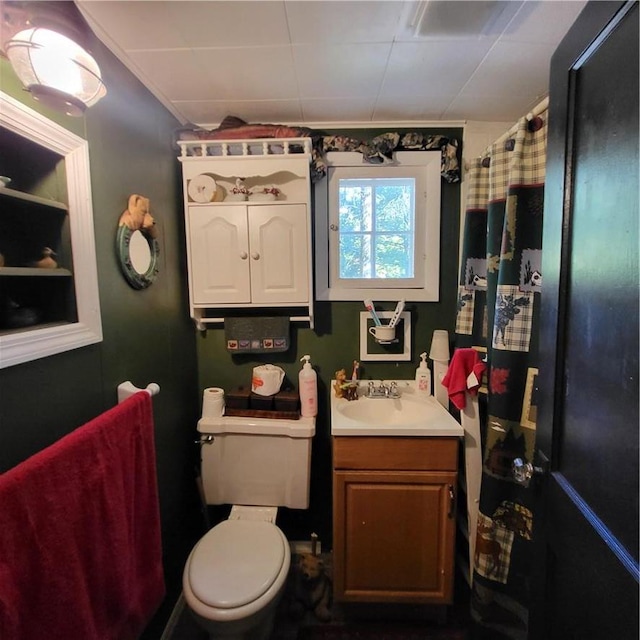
[187,205,251,304]
[333,470,457,604]
[248,204,308,304]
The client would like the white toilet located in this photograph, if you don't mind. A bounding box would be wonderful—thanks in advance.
[183,413,316,639]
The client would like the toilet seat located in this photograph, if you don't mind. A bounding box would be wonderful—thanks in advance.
[187,519,286,610]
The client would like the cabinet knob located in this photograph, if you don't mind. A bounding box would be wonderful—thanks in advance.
[240,251,248,260]
[251,252,260,260]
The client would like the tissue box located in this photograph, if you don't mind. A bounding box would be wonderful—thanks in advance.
[250,392,274,411]
[226,386,251,410]
[274,389,299,412]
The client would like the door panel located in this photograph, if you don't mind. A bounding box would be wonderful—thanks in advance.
[249,204,308,304]
[533,2,639,638]
[188,205,250,304]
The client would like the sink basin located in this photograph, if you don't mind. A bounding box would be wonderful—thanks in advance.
[330,380,463,437]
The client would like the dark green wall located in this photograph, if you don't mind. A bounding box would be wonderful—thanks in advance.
[0,7,201,636]
[195,129,462,548]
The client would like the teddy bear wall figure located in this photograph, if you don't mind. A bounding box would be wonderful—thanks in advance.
[118,194,158,239]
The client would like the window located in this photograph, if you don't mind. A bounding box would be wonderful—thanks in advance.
[315,151,441,302]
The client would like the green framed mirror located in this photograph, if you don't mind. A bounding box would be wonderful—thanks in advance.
[116,225,159,289]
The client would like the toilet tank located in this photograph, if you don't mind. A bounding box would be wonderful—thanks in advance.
[197,415,315,509]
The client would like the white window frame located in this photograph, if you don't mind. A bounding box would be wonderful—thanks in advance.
[314,151,441,302]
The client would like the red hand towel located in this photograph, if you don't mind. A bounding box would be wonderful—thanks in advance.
[0,393,165,640]
[441,348,486,410]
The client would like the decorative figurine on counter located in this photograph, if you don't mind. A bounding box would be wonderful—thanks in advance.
[118,194,158,239]
[333,365,359,401]
[333,369,347,398]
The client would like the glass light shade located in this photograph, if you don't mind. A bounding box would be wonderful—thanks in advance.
[5,28,106,116]
[429,329,450,361]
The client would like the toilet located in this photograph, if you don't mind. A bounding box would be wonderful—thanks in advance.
[183,413,316,639]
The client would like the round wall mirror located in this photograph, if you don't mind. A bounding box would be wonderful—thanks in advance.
[116,225,159,289]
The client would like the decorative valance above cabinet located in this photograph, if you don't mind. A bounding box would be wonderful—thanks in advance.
[177,138,314,331]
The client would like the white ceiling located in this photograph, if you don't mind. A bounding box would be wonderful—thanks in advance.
[75,0,586,128]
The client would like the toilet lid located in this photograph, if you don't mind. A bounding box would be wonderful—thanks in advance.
[188,520,285,609]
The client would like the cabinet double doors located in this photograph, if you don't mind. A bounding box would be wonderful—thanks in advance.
[188,203,308,305]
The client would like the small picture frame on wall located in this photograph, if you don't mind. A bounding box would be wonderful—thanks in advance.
[521,367,539,429]
[359,311,412,361]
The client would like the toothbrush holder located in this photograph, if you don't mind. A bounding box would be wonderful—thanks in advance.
[368,324,396,342]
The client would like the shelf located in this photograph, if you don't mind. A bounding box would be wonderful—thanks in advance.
[177,137,313,160]
[0,187,68,212]
[187,199,306,207]
[192,312,313,331]
[0,267,73,277]
[0,320,71,338]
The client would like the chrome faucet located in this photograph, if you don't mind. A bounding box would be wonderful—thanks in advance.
[365,380,401,398]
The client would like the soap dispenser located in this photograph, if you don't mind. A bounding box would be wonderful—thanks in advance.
[415,352,432,395]
[299,355,318,417]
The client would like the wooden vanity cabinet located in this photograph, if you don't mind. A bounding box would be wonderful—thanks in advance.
[332,436,458,605]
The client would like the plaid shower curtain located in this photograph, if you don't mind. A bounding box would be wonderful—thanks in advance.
[455,111,547,639]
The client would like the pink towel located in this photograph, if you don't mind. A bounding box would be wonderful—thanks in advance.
[441,348,487,410]
[0,393,165,640]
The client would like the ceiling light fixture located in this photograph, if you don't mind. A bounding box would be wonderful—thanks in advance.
[4,26,106,117]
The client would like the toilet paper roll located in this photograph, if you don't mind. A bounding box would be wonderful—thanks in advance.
[202,387,225,418]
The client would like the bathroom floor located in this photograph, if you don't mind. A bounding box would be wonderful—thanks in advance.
[166,553,471,640]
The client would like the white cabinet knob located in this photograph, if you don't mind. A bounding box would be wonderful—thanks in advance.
[240,251,248,260]
[251,252,260,260]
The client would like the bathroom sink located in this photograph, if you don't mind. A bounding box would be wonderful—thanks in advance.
[330,380,463,437]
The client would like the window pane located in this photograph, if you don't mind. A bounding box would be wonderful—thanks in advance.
[339,182,371,232]
[375,234,413,278]
[375,182,414,232]
[340,233,372,278]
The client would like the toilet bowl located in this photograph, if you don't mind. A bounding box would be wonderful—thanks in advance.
[183,517,291,639]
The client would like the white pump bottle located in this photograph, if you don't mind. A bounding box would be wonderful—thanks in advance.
[299,355,318,417]
[415,352,432,395]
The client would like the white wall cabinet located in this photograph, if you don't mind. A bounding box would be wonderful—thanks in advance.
[187,203,308,305]
[178,139,314,329]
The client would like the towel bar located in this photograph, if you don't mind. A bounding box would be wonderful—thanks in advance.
[117,381,160,404]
